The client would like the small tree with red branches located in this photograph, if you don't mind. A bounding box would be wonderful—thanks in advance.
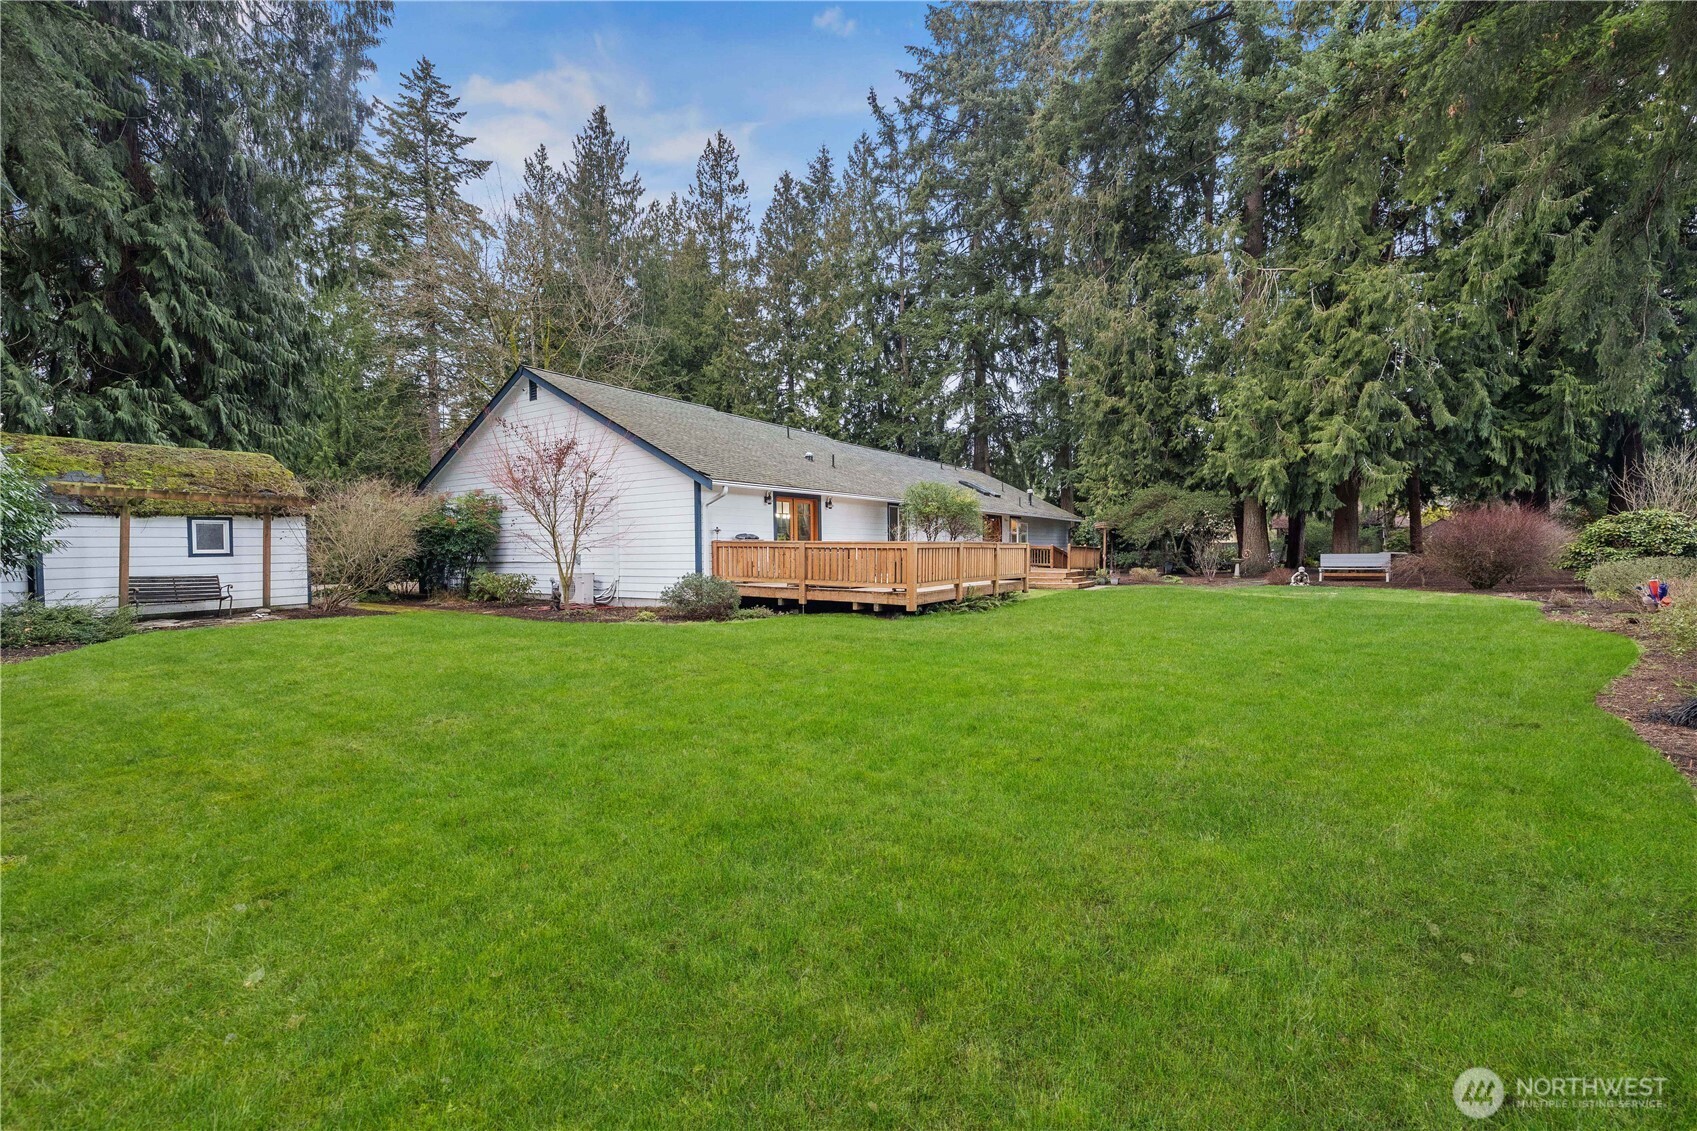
[486,420,620,602]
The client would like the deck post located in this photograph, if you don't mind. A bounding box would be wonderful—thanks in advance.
[262,512,273,606]
[797,544,808,606]
[905,541,920,612]
[954,544,964,601]
[117,502,131,608]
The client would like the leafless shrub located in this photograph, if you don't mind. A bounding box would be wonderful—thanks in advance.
[1424,503,1570,589]
[1620,442,1697,517]
[308,480,430,608]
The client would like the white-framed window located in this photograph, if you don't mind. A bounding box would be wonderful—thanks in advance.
[188,516,233,557]
[887,503,901,541]
[1011,518,1028,544]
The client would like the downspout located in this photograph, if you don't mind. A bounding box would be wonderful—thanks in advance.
[699,484,729,575]
[694,482,704,574]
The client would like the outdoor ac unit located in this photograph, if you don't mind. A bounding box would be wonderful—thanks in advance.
[569,573,594,605]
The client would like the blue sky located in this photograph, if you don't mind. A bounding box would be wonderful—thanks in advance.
[369,2,931,214]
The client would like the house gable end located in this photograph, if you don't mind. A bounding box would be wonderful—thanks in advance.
[420,368,713,492]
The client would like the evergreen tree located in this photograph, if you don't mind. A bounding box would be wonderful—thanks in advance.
[564,106,645,276]
[900,3,1052,476]
[679,131,755,412]
[1,0,389,458]
[370,56,492,455]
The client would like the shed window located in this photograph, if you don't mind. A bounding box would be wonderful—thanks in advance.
[188,517,233,556]
[528,379,538,401]
[887,503,901,541]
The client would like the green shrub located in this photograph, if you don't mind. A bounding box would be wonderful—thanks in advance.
[729,606,775,620]
[1123,567,1162,584]
[629,609,660,623]
[1582,556,1697,599]
[661,573,740,621]
[1,600,135,648]
[1649,600,1697,655]
[0,457,62,575]
[1558,509,1697,576]
[410,492,503,597]
[467,570,535,604]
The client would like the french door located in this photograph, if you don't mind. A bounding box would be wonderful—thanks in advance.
[773,495,819,541]
[983,515,1003,542]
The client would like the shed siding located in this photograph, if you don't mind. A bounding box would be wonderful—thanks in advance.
[431,381,697,604]
[28,514,307,614]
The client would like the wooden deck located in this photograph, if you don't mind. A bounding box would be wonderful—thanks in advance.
[1028,543,1101,571]
[711,540,1030,611]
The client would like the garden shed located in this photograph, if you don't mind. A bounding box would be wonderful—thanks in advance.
[1,434,310,615]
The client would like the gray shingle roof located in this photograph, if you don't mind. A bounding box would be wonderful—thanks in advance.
[523,368,1079,523]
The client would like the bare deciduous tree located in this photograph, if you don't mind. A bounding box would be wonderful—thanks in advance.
[485,420,621,601]
[465,156,656,398]
[307,479,430,608]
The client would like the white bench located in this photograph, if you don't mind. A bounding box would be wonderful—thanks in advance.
[1318,552,1392,582]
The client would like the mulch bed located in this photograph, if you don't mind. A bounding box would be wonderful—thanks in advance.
[403,598,684,623]
[1539,595,1697,785]
[268,606,390,621]
[0,643,85,664]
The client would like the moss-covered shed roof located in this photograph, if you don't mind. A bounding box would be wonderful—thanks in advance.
[1,433,307,516]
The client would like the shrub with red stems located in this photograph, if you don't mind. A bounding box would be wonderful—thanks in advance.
[1423,503,1571,590]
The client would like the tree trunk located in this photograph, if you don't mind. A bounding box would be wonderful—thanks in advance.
[1609,420,1644,513]
[1407,469,1424,553]
[1331,474,1361,553]
[1284,511,1306,569]
[1240,497,1271,576]
[1055,331,1075,513]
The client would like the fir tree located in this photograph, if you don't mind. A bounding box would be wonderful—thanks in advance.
[2,0,389,458]
[370,56,492,455]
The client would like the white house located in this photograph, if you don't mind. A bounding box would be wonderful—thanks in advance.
[421,367,1083,606]
[1,434,310,616]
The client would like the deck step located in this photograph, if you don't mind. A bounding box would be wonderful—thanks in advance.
[1029,567,1097,590]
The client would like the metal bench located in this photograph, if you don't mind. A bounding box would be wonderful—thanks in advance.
[129,575,234,615]
[1318,552,1393,583]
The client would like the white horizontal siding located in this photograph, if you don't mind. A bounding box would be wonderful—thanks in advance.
[27,514,307,614]
[431,380,698,604]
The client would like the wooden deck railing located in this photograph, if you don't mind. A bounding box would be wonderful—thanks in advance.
[1029,543,1101,571]
[712,540,1029,610]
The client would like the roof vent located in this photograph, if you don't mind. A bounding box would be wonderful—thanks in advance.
[804,451,815,462]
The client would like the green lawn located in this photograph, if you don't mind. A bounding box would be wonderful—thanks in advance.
[4,588,1694,1128]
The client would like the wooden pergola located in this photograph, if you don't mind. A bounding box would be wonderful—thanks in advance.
[43,480,307,608]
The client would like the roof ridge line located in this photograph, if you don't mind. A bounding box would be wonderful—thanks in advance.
[529,367,987,476]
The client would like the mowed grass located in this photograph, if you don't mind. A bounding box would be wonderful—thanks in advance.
[3,588,1694,1129]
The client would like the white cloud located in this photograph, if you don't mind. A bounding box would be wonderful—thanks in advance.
[812,6,857,38]
[458,54,774,209]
